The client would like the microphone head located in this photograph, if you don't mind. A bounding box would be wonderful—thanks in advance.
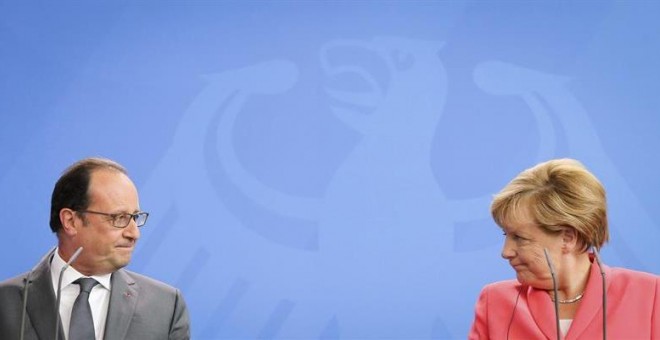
[543,248,556,275]
[54,246,84,340]
[70,246,83,262]
[591,245,606,275]
[543,248,561,340]
[63,247,84,270]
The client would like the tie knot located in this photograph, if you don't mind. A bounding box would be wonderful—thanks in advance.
[74,277,99,294]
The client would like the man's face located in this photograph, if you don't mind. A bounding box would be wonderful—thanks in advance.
[71,169,141,275]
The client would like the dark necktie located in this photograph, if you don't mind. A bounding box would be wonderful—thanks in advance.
[69,278,99,340]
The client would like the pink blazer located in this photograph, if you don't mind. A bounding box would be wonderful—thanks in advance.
[469,261,659,339]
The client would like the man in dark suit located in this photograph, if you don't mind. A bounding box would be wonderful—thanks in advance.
[0,157,190,340]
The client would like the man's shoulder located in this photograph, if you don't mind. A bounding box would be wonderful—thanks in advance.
[0,272,29,291]
[115,268,181,294]
[112,269,187,315]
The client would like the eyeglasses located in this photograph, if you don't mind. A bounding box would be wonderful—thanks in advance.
[77,210,149,228]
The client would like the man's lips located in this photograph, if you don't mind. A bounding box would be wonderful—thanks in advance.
[116,244,134,249]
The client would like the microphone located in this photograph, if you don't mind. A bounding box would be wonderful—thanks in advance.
[592,246,607,340]
[20,246,57,340]
[54,247,83,340]
[505,284,524,340]
[543,248,561,340]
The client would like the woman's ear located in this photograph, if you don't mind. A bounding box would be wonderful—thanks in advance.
[59,208,79,236]
[561,227,578,253]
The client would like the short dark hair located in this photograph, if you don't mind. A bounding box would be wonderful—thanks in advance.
[49,157,127,233]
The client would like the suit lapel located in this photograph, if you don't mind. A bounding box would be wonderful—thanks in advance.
[527,285,559,339]
[25,253,65,340]
[103,269,138,340]
[565,261,610,340]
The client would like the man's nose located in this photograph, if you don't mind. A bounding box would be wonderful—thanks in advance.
[123,219,140,240]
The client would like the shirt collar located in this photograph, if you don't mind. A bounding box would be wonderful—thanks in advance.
[50,248,112,292]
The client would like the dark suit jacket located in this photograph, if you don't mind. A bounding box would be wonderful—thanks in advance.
[0,250,190,340]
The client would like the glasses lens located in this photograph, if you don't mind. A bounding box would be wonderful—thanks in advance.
[135,212,149,227]
[114,214,132,228]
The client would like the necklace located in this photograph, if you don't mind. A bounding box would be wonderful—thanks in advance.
[551,292,584,304]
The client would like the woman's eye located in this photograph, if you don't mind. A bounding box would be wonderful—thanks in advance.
[503,232,526,242]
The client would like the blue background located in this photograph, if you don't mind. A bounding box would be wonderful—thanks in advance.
[1,2,659,339]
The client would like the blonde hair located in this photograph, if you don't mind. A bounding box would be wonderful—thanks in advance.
[491,158,608,251]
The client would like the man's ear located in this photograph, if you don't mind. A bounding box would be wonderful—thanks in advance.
[59,208,79,236]
[561,226,578,253]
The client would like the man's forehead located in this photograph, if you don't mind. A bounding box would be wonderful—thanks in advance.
[87,170,136,200]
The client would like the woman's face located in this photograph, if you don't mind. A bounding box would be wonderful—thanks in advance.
[500,207,563,289]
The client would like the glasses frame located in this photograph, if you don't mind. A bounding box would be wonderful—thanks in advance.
[77,210,149,228]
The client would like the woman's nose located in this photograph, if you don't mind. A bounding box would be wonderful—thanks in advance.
[501,237,515,259]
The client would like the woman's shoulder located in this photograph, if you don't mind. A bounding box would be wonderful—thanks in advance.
[609,266,658,281]
[475,280,527,311]
[607,266,659,291]
[481,279,524,296]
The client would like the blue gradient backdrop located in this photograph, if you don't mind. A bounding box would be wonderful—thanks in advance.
[1,2,659,339]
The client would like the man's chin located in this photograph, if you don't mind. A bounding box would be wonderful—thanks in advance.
[111,254,133,270]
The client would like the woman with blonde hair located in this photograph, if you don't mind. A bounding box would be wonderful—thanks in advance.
[469,158,659,339]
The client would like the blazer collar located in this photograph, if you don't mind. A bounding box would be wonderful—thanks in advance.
[26,250,65,340]
[565,258,610,339]
[527,282,558,339]
[103,269,139,340]
[526,257,610,340]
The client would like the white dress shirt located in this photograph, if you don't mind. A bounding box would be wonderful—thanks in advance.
[50,249,112,340]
